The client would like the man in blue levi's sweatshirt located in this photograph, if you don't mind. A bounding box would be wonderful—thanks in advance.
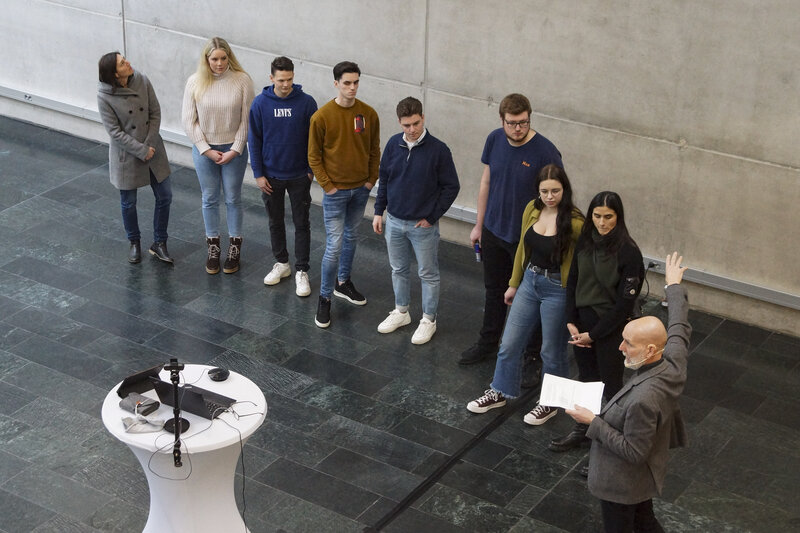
[248,56,318,297]
[372,97,460,345]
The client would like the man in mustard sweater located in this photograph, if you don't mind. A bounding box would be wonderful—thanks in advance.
[308,61,380,328]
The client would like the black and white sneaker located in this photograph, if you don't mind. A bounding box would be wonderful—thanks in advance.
[467,389,506,413]
[523,404,558,425]
[334,279,366,305]
[315,296,331,328]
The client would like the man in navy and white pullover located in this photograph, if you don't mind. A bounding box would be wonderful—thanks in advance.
[372,97,460,345]
[248,56,318,297]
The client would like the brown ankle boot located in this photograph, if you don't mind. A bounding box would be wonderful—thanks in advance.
[223,237,242,274]
[206,237,221,274]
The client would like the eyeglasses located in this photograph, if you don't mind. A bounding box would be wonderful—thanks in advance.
[504,120,530,129]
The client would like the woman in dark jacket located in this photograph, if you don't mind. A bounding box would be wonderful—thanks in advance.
[97,52,173,264]
[549,191,644,453]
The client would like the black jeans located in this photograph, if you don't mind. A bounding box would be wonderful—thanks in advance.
[262,175,311,272]
[573,306,625,400]
[600,499,663,533]
[478,227,541,352]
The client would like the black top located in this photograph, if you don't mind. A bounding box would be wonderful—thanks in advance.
[524,226,559,270]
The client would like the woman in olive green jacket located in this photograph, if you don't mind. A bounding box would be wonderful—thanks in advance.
[467,164,584,425]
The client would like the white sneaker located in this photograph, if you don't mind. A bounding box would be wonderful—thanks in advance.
[377,309,411,333]
[295,271,311,297]
[264,262,291,285]
[411,317,437,345]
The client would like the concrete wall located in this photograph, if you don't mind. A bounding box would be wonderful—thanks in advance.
[1,0,798,332]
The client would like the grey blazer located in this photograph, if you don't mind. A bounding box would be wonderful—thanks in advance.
[586,284,691,505]
[97,71,170,190]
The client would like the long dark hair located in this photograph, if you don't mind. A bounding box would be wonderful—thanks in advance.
[579,191,637,254]
[532,164,583,263]
[98,52,121,87]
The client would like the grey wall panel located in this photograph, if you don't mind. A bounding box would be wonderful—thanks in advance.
[421,91,503,208]
[428,0,800,168]
[674,0,800,167]
[426,1,686,141]
[675,149,800,294]
[2,0,123,110]
[47,0,120,15]
[123,0,427,84]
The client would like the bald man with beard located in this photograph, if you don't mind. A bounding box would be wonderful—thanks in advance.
[567,252,690,533]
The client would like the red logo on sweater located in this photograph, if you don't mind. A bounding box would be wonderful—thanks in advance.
[354,115,365,133]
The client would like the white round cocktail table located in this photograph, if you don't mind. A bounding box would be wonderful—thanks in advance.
[101,364,267,533]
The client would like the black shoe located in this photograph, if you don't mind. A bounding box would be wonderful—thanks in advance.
[315,296,331,328]
[333,279,366,305]
[149,242,174,264]
[521,352,542,388]
[128,240,141,264]
[579,464,589,478]
[548,423,590,452]
[458,343,497,365]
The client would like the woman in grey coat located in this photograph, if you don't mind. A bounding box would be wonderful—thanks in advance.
[97,52,173,263]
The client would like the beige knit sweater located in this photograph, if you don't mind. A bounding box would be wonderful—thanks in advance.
[181,69,254,155]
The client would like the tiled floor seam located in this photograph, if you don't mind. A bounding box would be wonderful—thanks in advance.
[364,386,540,532]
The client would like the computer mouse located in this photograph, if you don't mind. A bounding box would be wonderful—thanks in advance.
[208,367,230,382]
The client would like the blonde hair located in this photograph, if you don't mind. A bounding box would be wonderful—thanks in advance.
[192,37,248,98]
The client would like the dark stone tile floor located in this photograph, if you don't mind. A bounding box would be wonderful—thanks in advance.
[1,115,799,532]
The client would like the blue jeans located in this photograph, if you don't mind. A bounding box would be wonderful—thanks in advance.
[120,171,172,243]
[385,213,440,318]
[192,143,248,237]
[320,185,370,299]
[490,268,569,399]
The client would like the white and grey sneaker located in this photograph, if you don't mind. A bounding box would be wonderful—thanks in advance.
[411,317,437,345]
[467,389,506,414]
[264,262,291,285]
[295,271,311,297]
[523,404,558,426]
[377,309,411,333]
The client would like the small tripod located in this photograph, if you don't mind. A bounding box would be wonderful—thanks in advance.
[163,358,189,467]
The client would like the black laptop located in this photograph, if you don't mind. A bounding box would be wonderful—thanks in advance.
[149,378,236,420]
[116,364,163,398]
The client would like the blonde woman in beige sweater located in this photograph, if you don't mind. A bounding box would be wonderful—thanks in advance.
[182,37,254,274]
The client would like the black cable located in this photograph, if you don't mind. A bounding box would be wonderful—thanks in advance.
[641,261,656,305]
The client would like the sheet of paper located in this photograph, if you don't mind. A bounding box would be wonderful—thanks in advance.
[538,374,605,414]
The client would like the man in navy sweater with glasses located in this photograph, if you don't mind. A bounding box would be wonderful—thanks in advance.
[372,97,460,345]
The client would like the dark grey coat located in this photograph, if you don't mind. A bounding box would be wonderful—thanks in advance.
[97,71,170,190]
[586,284,691,505]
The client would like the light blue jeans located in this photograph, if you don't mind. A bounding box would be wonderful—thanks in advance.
[490,268,570,398]
[385,213,440,319]
[192,143,248,238]
[320,185,370,299]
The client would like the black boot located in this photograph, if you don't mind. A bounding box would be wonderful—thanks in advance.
[223,237,242,274]
[548,423,590,452]
[458,343,497,365]
[128,240,141,264]
[206,237,221,274]
[520,350,542,388]
[149,242,174,264]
